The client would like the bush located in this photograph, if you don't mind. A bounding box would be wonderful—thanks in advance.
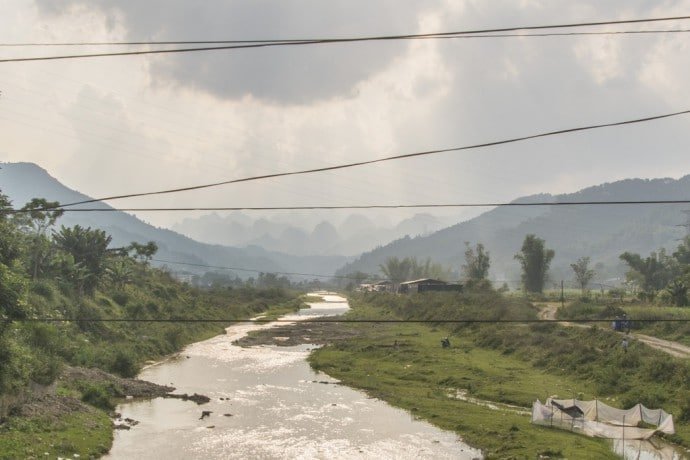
[81,384,114,411]
[111,291,129,306]
[109,348,139,378]
[30,281,54,301]
[678,394,690,422]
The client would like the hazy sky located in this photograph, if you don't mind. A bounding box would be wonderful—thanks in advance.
[2,0,690,228]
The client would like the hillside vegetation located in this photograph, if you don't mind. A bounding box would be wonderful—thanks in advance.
[337,176,690,282]
[309,290,690,458]
[0,190,303,458]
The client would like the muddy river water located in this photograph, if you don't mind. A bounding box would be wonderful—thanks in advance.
[105,294,481,459]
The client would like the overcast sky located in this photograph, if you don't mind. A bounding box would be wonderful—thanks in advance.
[2,0,690,228]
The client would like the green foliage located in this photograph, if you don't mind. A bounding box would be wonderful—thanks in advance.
[571,256,595,293]
[53,225,112,295]
[318,292,690,454]
[619,249,677,294]
[665,279,689,307]
[0,262,28,320]
[514,234,555,293]
[462,242,490,281]
[81,384,115,411]
[379,256,452,283]
[14,198,64,280]
[310,295,618,458]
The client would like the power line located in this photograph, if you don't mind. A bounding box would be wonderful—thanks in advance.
[151,258,377,280]
[10,318,690,323]
[2,15,690,63]
[49,108,690,210]
[4,28,690,47]
[8,199,690,214]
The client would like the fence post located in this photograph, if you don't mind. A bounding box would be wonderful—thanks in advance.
[622,414,625,453]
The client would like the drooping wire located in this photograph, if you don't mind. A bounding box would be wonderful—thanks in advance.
[3,14,690,62]
[41,108,690,210]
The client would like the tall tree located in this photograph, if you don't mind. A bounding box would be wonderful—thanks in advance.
[379,257,412,283]
[619,250,676,293]
[462,242,491,281]
[570,256,595,294]
[15,198,64,279]
[380,256,450,284]
[127,241,158,262]
[514,234,554,293]
[53,225,112,295]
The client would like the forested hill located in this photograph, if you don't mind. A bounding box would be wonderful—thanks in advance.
[337,176,690,284]
[0,162,348,279]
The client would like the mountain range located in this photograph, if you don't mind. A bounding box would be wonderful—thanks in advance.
[0,162,349,280]
[3,162,688,288]
[337,176,690,286]
[172,212,450,256]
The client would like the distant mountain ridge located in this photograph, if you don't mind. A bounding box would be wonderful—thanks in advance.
[336,176,690,285]
[171,210,449,256]
[0,162,348,279]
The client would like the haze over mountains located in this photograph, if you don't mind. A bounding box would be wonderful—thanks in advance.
[2,162,689,287]
[172,212,450,256]
[0,162,349,279]
[337,176,690,286]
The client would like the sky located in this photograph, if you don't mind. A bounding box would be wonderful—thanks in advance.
[2,0,690,229]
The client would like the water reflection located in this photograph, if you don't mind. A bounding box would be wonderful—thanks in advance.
[612,438,689,460]
[105,293,481,459]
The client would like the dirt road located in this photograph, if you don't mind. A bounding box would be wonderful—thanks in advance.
[535,303,690,359]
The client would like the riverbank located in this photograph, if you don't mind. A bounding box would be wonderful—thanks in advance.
[0,365,173,460]
[106,293,481,459]
[0,291,309,459]
[242,292,690,458]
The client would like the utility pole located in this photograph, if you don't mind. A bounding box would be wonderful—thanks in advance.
[560,280,564,308]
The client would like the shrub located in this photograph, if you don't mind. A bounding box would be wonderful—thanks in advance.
[111,291,129,306]
[30,281,54,300]
[109,348,139,378]
[81,384,114,411]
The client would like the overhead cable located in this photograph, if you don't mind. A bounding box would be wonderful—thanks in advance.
[49,108,690,209]
[151,258,376,280]
[4,28,690,47]
[2,15,690,63]
[11,318,690,324]
[8,199,690,214]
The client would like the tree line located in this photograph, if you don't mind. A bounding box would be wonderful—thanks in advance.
[369,232,690,304]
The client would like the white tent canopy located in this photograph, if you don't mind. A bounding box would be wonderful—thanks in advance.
[532,398,675,440]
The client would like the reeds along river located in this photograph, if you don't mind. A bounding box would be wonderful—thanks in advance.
[104,293,481,459]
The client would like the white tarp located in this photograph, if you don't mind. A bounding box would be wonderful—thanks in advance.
[531,398,675,440]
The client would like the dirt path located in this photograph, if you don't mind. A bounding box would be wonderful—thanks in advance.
[535,303,690,359]
[537,302,560,320]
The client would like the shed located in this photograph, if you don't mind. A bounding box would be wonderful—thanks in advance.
[398,278,462,294]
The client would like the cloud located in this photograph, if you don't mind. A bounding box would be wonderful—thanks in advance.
[14,0,690,230]
[34,0,434,104]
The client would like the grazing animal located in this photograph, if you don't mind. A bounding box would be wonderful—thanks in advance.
[200,410,212,420]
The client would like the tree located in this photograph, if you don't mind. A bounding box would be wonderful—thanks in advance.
[379,257,412,283]
[106,258,135,289]
[127,241,158,262]
[673,236,690,265]
[619,250,676,294]
[15,198,64,279]
[462,242,490,281]
[514,234,555,293]
[570,257,595,294]
[665,279,688,307]
[379,256,451,284]
[53,225,112,295]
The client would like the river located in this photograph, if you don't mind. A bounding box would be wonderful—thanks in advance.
[105,293,482,459]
